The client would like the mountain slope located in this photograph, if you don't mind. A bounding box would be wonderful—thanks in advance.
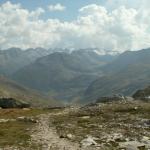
[101,48,150,74]
[84,48,150,102]
[0,76,57,107]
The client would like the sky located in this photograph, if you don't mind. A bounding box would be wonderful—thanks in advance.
[0,0,150,53]
[0,0,105,21]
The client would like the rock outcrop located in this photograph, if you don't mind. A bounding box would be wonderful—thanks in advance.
[133,86,150,100]
[0,98,30,108]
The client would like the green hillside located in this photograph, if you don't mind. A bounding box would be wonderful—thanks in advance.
[0,76,57,107]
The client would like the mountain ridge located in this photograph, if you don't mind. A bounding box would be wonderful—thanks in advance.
[12,50,116,102]
[83,48,150,102]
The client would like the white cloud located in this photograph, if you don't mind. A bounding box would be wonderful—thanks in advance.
[0,1,150,53]
[30,7,45,19]
[48,3,66,12]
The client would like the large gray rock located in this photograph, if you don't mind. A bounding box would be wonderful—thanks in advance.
[119,141,145,150]
[80,136,97,148]
[17,116,38,123]
[0,98,30,108]
[133,86,150,100]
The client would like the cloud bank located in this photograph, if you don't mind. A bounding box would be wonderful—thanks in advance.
[0,1,150,53]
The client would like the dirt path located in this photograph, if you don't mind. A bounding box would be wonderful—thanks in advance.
[31,111,81,150]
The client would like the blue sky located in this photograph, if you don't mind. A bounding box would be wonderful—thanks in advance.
[0,0,150,52]
[0,0,106,21]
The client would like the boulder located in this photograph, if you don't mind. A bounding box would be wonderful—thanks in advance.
[133,86,150,100]
[140,119,150,128]
[119,141,145,150]
[80,136,97,148]
[0,98,30,108]
[66,134,73,140]
[17,116,38,123]
[0,118,16,123]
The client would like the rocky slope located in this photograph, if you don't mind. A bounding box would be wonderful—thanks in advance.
[84,48,150,102]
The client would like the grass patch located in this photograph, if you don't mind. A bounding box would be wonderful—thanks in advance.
[0,108,57,119]
[0,121,31,147]
[0,108,57,149]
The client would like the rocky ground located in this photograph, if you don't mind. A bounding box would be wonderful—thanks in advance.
[0,100,150,150]
[31,112,81,150]
[49,101,150,150]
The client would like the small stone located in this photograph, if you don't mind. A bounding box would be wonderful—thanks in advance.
[66,134,73,140]
[142,136,149,141]
[134,107,138,110]
[80,136,97,148]
[80,116,90,119]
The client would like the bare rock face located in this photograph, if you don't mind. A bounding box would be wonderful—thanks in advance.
[0,98,30,108]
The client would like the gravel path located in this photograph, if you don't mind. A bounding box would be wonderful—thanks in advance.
[31,112,81,150]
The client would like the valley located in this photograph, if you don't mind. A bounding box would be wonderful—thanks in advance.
[1,47,150,104]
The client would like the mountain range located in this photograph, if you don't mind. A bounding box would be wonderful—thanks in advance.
[0,47,51,76]
[0,47,150,104]
[12,50,115,102]
[84,48,150,102]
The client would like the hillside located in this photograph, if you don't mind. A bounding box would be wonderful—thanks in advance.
[0,76,57,107]
[84,48,150,102]
[12,50,115,102]
[0,47,51,76]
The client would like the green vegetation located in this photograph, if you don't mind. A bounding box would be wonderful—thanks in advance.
[0,108,54,149]
[0,108,52,119]
[0,121,32,147]
[0,76,57,107]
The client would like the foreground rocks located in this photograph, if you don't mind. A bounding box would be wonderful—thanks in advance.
[119,138,150,150]
[51,101,150,150]
[17,116,38,123]
[0,100,149,150]
[80,136,97,148]
[31,113,81,150]
[0,118,15,123]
